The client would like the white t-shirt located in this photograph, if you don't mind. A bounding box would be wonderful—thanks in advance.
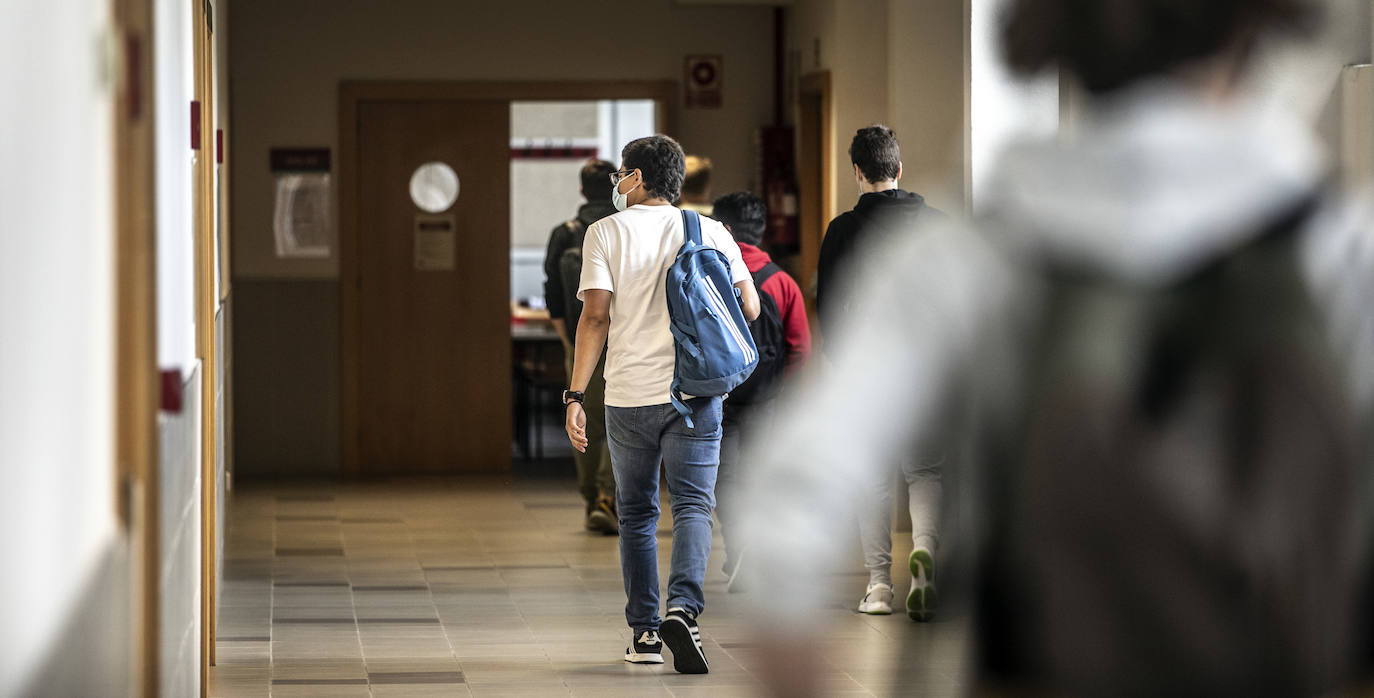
[578,204,749,407]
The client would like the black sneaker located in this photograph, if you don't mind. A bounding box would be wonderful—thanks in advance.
[624,629,664,664]
[660,607,709,674]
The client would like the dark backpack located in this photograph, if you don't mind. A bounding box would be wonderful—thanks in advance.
[727,263,787,404]
[556,218,588,338]
[977,196,1366,694]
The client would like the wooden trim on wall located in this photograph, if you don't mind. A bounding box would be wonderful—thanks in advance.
[338,80,676,105]
[112,0,158,693]
[797,71,833,315]
[338,80,676,478]
[338,86,360,478]
[194,1,218,692]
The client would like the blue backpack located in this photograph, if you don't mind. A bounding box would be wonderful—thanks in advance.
[666,209,758,427]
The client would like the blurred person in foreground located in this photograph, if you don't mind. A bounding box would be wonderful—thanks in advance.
[544,159,619,535]
[741,0,1374,695]
[709,191,812,591]
[816,125,948,620]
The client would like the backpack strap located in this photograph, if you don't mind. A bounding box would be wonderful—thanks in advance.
[564,217,587,241]
[752,262,782,288]
[670,380,695,430]
[681,209,703,248]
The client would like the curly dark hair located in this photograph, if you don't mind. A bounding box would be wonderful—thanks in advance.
[712,191,767,246]
[580,159,615,202]
[621,135,686,202]
[849,126,902,184]
[1003,0,1318,94]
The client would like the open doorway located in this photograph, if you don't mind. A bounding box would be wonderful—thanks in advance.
[508,99,656,466]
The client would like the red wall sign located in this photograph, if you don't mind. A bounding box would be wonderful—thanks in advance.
[685,55,723,109]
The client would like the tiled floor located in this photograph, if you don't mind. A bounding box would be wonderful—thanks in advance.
[211,475,968,697]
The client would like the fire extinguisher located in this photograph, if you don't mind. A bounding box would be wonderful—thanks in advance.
[765,178,798,250]
[756,126,799,252]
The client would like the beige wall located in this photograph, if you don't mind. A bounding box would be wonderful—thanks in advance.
[230,0,778,279]
[788,0,969,218]
[887,0,968,212]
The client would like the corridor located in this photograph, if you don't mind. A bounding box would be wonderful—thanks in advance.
[209,478,968,697]
[13,0,1374,694]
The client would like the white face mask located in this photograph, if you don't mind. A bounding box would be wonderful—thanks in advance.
[612,172,640,212]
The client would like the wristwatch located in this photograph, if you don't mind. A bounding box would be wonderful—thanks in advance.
[562,390,585,406]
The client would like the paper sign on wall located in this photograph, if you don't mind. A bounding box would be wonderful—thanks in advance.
[415,215,457,271]
[271,148,332,258]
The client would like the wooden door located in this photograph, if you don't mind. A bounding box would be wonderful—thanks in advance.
[354,100,511,473]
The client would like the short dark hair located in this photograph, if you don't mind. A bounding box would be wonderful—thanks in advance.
[682,156,713,198]
[849,126,901,184]
[580,159,615,201]
[712,191,767,246]
[621,135,686,202]
[1003,0,1318,94]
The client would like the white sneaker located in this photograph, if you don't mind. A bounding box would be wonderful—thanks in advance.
[907,548,937,622]
[857,582,894,615]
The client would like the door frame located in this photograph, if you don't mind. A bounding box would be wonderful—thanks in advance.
[338,80,675,478]
[112,0,158,693]
[193,0,219,690]
[797,71,833,315]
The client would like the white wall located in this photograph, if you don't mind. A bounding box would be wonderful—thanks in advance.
[968,0,1058,211]
[0,0,118,691]
[159,373,202,698]
[156,0,199,375]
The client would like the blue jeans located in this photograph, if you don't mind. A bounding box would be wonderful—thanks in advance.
[606,396,723,634]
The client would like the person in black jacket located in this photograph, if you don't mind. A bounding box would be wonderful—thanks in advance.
[543,159,619,534]
[816,125,943,346]
[816,125,947,621]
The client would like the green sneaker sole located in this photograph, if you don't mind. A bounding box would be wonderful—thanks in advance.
[907,549,937,622]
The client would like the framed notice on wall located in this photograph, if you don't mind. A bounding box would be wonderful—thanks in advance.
[685,55,723,109]
[271,148,332,258]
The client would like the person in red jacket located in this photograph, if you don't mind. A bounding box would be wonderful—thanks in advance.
[715,192,811,371]
[709,191,812,591]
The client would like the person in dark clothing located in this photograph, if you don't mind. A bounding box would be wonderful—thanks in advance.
[709,191,812,592]
[543,159,619,534]
[815,125,942,348]
[816,125,946,620]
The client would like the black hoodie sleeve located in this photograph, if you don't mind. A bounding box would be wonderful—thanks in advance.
[816,214,856,335]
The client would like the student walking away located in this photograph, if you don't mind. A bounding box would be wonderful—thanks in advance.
[743,0,1374,694]
[816,125,947,621]
[679,155,714,218]
[815,125,943,348]
[708,191,811,592]
[543,159,619,535]
[563,135,760,674]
